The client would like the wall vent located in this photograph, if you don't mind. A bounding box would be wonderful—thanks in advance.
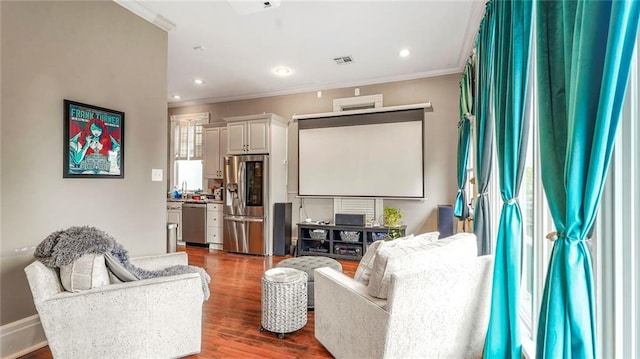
[332,94,383,112]
[333,56,354,64]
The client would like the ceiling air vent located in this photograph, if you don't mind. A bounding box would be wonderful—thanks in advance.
[226,0,281,15]
[333,56,354,65]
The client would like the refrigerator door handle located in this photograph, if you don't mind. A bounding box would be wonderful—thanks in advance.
[238,161,246,212]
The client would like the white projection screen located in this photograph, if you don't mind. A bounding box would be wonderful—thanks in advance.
[298,108,424,198]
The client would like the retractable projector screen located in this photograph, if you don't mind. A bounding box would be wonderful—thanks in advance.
[297,108,424,198]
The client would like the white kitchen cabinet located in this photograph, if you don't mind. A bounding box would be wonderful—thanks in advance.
[225,115,278,154]
[227,121,246,154]
[166,201,183,241]
[246,119,268,153]
[203,125,227,178]
[206,202,223,248]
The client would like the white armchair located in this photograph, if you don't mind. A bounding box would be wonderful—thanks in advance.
[314,233,494,359]
[24,252,203,359]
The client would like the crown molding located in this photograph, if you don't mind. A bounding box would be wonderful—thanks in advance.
[114,0,176,32]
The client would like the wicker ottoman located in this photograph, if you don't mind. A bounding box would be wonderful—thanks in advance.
[260,267,308,339]
[275,256,343,308]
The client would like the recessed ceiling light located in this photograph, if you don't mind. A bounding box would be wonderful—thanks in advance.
[194,78,205,85]
[274,67,292,76]
[399,49,411,58]
[172,94,181,99]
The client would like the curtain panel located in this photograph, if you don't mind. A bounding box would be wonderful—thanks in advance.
[454,60,474,220]
[473,1,496,256]
[535,1,640,358]
[484,0,533,358]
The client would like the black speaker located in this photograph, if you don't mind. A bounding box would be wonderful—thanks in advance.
[335,213,366,226]
[273,202,292,256]
[437,205,455,239]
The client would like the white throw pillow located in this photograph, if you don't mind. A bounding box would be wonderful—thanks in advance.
[354,240,383,283]
[59,253,110,292]
[367,233,477,299]
[412,231,440,244]
[354,234,416,284]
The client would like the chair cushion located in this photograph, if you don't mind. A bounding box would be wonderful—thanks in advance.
[354,231,440,285]
[367,232,477,299]
[59,253,110,292]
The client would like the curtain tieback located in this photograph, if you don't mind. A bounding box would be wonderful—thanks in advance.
[545,232,585,243]
[458,115,472,127]
[458,189,464,193]
[504,198,518,205]
[477,192,489,198]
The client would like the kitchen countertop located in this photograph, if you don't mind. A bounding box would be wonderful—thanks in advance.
[167,198,223,204]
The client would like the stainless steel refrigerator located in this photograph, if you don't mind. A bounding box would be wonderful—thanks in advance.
[223,154,268,255]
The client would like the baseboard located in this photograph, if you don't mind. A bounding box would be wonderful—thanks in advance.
[0,315,47,359]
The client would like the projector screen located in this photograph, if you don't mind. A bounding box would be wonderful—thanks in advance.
[298,108,424,198]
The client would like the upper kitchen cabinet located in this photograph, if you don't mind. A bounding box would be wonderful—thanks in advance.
[225,114,287,155]
[203,123,227,179]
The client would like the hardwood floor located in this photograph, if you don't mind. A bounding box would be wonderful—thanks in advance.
[19,246,358,359]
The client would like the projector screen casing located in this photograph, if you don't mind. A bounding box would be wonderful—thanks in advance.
[298,108,424,198]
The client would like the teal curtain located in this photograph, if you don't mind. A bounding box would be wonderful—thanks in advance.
[535,1,640,358]
[454,61,473,220]
[484,0,532,358]
[473,1,496,256]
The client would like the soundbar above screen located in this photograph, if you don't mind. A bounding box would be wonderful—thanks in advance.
[298,108,424,198]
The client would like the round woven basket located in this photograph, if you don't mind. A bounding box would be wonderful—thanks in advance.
[261,268,308,335]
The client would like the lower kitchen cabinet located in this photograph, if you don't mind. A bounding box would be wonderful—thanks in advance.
[207,203,223,249]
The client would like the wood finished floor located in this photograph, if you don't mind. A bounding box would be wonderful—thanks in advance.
[19,246,358,359]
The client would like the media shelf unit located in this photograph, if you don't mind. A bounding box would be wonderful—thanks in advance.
[297,223,407,260]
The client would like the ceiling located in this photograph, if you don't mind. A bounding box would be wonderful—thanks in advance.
[116,1,485,108]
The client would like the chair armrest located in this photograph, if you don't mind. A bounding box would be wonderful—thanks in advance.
[36,272,203,358]
[129,252,188,270]
[314,267,390,359]
[24,261,64,304]
[43,272,202,303]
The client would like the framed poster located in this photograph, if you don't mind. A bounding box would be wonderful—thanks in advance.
[63,100,125,178]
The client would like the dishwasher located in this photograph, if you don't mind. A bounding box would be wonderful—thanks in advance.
[182,202,207,244]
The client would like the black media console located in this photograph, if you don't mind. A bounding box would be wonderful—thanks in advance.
[297,223,407,260]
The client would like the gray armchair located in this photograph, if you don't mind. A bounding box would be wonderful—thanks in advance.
[24,252,203,359]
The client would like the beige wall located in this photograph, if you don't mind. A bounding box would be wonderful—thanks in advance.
[0,1,168,327]
[169,74,461,234]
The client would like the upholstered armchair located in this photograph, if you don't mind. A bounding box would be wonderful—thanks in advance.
[24,252,204,359]
[314,233,494,359]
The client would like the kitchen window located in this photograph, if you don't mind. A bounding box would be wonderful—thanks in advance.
[170,112,209,191]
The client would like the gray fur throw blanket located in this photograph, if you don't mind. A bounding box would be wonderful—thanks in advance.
[34,226,211,300]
